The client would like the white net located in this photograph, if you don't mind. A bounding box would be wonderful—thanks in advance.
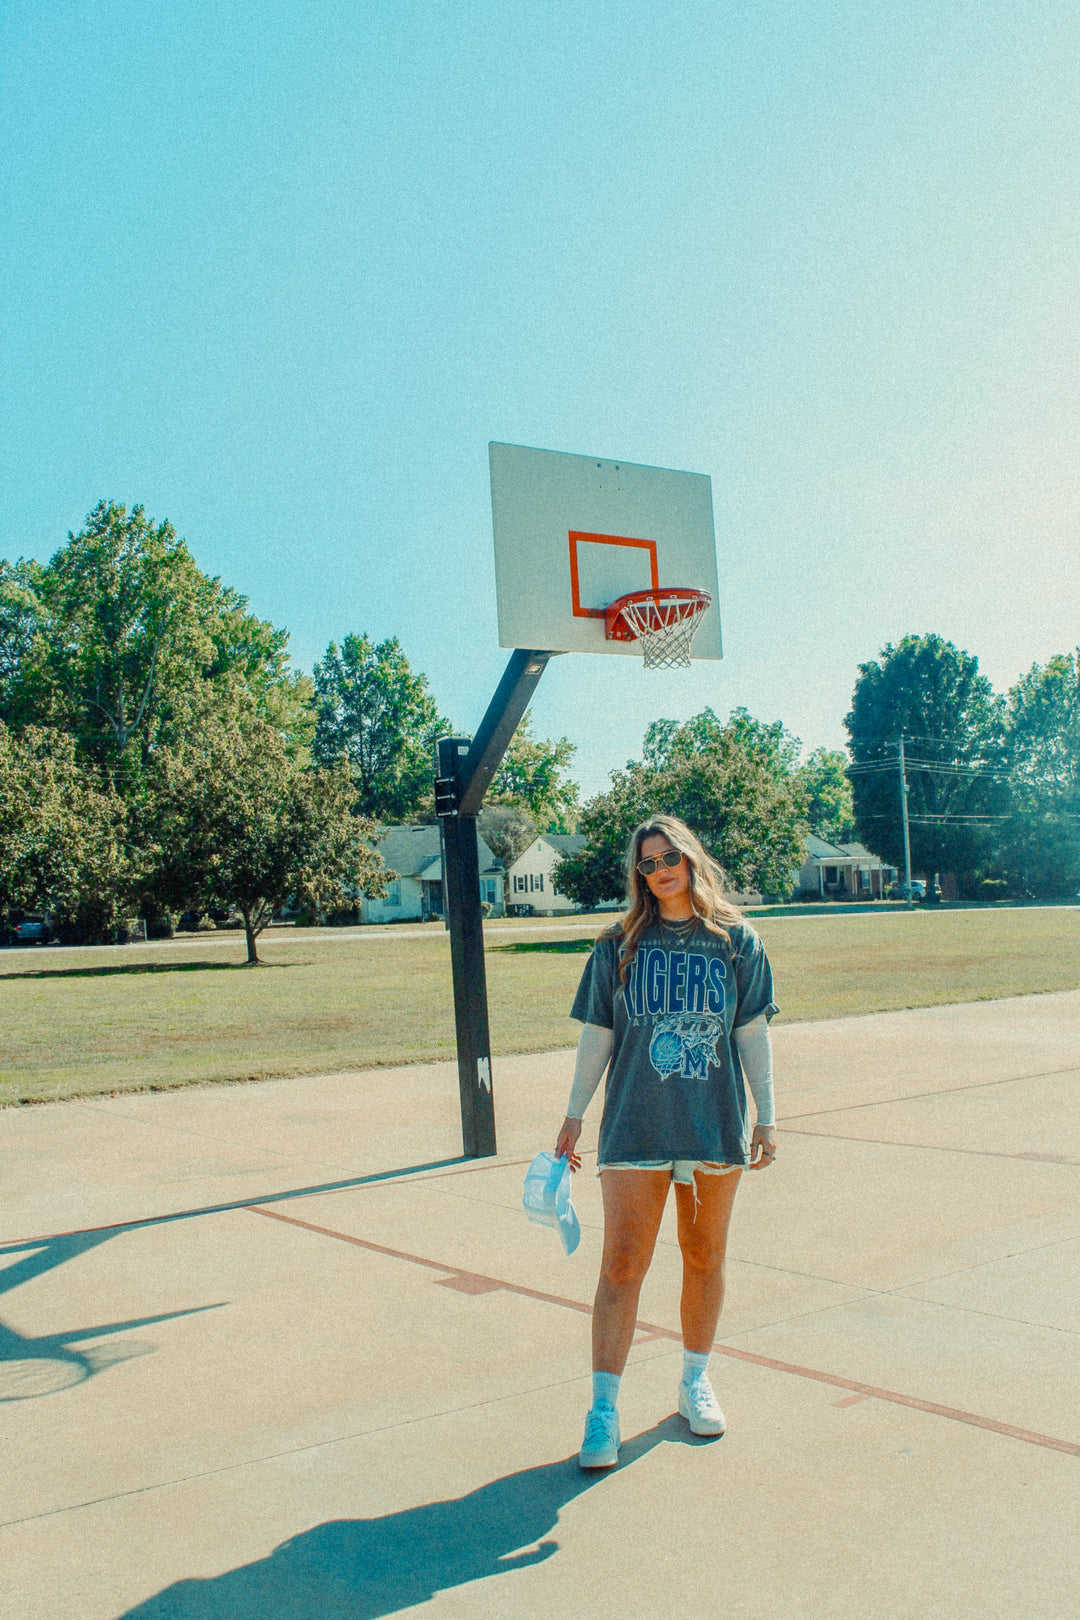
[614,590,711,670]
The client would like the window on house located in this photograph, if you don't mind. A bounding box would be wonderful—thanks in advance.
[824,867,838,884]
[386,879,401,906]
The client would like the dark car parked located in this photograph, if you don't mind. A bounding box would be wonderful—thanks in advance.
[14,917,51,944]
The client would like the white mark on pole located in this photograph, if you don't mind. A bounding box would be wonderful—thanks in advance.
[477,1058,491,1093]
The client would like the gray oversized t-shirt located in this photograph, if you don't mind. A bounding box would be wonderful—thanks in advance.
[570,918,778,1167]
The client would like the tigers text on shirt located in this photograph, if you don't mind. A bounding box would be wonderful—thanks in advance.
[622,944,728,1019]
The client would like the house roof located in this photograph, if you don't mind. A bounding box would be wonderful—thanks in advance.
[377,824,502,879]
[508,833,586,873]
[804,832,850,859]
[803,833,891,866]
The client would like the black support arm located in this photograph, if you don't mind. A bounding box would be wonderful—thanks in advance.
[455,650,555,815]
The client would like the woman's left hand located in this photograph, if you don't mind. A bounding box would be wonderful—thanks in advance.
[748,1124,776,1169]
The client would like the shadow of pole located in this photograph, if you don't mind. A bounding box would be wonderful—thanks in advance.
[119,1417,708,1618]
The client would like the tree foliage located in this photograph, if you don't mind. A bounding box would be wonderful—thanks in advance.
[144,716,387,962]
[644,706,802,775]
[476,804,537,870]
[554,709,808,908]
[0,724,133,940]
[845,634,1005,882]
[997,652,1080,897]
[798,748,856,844]
[487,714,579,830]
[0,506,381,945]
[312,633,449,821]
[5,502,302,769]
[0,560,48,731]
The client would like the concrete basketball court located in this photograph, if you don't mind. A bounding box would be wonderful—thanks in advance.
[2,989,1079,1619]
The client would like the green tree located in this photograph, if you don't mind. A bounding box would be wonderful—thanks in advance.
[845,634,1005,884]
[554,709,808,907]
[798,748,856,843]
[0,560,48,731]
[997,652,1080,897]
[644,706,801,775]
[476,804,537,869]
[0,724,133,939]
[2,502,303,769]
[312,633,450,821]
[488,714,579,830]
[149,717,387,963]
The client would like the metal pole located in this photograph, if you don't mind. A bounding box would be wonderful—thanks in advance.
[435,651,555,1158]
[438,793,496,1158]
[899,737,913,907]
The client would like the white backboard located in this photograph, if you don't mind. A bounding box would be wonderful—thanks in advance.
[489,442,722,658]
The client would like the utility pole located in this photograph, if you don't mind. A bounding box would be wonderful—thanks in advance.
[898,737,913,907]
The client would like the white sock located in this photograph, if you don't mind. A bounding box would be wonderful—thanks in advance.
[682,1349,711,1385]
[592,1370,621,1409]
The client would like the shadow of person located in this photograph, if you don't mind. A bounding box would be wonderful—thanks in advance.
[120,1415,706,1618]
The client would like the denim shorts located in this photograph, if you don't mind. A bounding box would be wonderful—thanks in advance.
[597,1160,741,1185]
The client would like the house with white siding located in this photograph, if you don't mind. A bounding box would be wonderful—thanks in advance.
[793,834,897,900]
[506,834,587,916]
[360,825,505,923]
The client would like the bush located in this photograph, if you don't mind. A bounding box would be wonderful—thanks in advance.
[326,906,361,926]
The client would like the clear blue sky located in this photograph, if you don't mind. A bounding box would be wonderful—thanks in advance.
[3,0,1078,798]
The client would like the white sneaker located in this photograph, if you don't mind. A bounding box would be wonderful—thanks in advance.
[679,1375,726,1436]
[578,1403,620,1469]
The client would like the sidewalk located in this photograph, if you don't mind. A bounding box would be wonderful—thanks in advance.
[2,991,1079,1618]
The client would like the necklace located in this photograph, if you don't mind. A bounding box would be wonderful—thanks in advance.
[659,913,697,937]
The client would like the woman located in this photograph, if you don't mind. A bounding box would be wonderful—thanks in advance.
[555,815,777,1469]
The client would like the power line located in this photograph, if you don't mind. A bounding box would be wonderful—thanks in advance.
[906,815,1009,826]
[846,757,1008,781]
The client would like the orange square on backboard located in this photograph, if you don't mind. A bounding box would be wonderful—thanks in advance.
[568,532,659,618]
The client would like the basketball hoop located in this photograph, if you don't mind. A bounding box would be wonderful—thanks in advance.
[604,588,712,670]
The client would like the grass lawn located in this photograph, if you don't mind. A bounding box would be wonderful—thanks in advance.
[1,907,1077,1105]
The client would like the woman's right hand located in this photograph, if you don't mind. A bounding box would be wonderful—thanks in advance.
[554,1116,583,1171]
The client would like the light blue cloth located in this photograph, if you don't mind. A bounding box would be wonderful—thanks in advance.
[522,1152,581,1256]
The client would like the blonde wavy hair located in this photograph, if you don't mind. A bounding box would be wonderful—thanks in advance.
[605,814,743,981]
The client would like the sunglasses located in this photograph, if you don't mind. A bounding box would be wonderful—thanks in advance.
[637,849,684,877]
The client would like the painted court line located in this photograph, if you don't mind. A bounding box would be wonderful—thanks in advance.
[781,1127,1080,1167]
[248,1204,1080,1461]
[778,1062,1080,1125]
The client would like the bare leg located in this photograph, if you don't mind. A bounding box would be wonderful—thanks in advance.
[674,1169,742,1353]
[592,1169,671,1374]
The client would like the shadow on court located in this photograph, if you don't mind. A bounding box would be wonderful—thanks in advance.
[0,1230,225,1402]
[0,1157,468,1404]
[118,1418,704,1618]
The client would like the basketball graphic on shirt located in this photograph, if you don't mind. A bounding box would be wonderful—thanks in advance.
[649,1015,723,1081]
[649,1028,684,1075]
